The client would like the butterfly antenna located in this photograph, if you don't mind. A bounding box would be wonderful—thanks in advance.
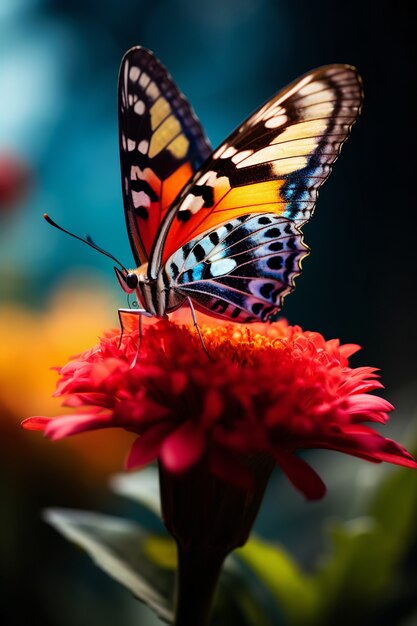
[43,213,127,271]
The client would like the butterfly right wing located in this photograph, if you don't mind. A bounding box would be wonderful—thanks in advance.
[119,46,212,266]
[150,64,362,278]
[157,64,362,322]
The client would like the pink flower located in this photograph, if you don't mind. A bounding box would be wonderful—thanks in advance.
[22,316,417,500]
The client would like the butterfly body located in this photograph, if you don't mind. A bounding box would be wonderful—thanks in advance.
[115,263,180,318]
[117,47,363,324]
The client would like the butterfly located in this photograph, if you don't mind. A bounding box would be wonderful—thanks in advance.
[115,46,363,329]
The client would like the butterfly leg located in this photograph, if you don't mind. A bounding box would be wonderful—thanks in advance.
[117,308,152,361]
[134,312,144,367]
[185,296,212,360]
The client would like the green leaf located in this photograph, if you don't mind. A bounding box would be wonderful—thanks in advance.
[44,508,174,623]
[314,517,391,622]
[313,460,417,625]
[216,565,275,626]
[236,536,319,625]
[143,535,177,569]
[45,508,271,626]
[370,463,417,554]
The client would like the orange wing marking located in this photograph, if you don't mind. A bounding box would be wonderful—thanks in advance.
[161,179,287,263]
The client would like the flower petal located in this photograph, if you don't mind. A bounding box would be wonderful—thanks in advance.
[44,413,112,440]
[347,394,394,415]
[299,427,417,469]
[160,421,206,473]
[275,450,326,500]
[22,317,417,498]
[126,423,174,469]
[21,416,50,431]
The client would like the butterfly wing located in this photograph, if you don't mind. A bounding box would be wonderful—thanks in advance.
[119,46,212,266]
[153,64,362,322]
[149,64,362,277]
[165,213,308,322]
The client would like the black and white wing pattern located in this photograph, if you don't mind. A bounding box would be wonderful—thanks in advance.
[154,64,362,322]
[166,213,308,322]
[119,46,211,266]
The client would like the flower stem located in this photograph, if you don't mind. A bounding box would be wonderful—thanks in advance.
[159,455,275,625]
[174,544,226,626]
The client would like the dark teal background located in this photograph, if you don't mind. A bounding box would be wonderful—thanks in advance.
[1,1,416,625]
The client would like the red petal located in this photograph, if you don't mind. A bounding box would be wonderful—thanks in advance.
[63,393,113,408]
[339,424,380,436]
[300,429,417,469]
[43,413,112,440]
[160,421,206,472]
[339,343,362,359]
[126,423,173,469]
[201,389,223,425]
[90,359,126,385]
[363,437,417,468]
[21,416,50,431]
[275,450,326,500]
[347,394,394,414]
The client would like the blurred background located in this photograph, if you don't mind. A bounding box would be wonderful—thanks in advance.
[1,1,417,625]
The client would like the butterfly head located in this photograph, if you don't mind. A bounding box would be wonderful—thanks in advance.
[114,266,140,294]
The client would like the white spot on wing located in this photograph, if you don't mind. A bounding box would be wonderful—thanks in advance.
[139,72,151,88]
[130,165,144,179]
[271,156,308,175]
[231,150,254,164]
[221,146,238,159]
[298,81,323,96]
[265,114,287,129]
[198,170,218,186]
[127,139,136,152]
[146,81,160,100]
[138,140,149,154]
[179,194,205,215]
[132,191,151,208]
[213,145,227,159]
[300,89,335,107]
[134,100,145,115]
[129,66,140,82]
[273,119,327,144]
[269,136,319,154]
[210,257,237,277]
[236,145,284,168]
[303,101,334,117]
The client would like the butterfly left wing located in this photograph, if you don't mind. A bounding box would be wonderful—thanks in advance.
[119,46,212,266]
